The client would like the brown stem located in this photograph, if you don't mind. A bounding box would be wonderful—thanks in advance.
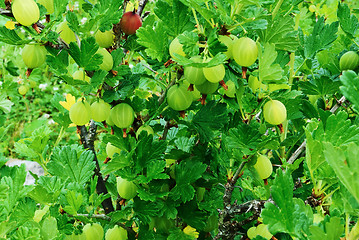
[137,0,149,17]
[80,121,114,214]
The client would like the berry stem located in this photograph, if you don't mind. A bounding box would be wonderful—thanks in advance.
[219,80,228,90]
[241,67,247,79]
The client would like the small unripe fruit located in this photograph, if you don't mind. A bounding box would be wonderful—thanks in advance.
[12,0,40,26]
[120,11,142,35]
[95,30,114,48]
[218,80,236,98]
[37,0,54,14]
[105,225,128,240]
[73,69,90,82]
[116,177,138,199]
[18,85,29,95]
[97,48,113,71]
[83,223,104,240]
[69,101,91,126]
[57,22,77,44]
[184,56,206,85]
[136,125,154,138]
[253,155,273,179]
[22,45,47,69]
[218,35,238,59]
[91,99,111,122]
[106,143,121,158]
[203,61,226,83]
[339,51,359,71]
[109,103,134,129]
[169,37,186,60]
[263,100,287,125]
[203,214,218,232]
[167,84,193,111]
[195,80,218,95]
[232,37,258,67]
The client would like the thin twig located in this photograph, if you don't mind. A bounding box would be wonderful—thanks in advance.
[137,0,149,17]
[79,121,114,214]
[158,77,176,105]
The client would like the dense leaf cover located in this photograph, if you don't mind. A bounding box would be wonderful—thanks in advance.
[0,0,359,239]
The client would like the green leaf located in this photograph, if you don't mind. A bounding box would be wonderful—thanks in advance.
[0,221,17,238]
[177,200,206,230]
[305,111,359,182]
[303,17,339,58]
[323,142,359,203]
[0,27,29,45]
[66,11,80,33]
[178,0,216,24]
[261,170,313,238]
[340,70,359,113]
[168,228,193,240]
[154,0,193,37]
[137,22,169,62]
[41,217,60,240]
[133,198,161,223]
[135,134,167,171]
[258,15,299,52]
[14,126,52,164]
[259,43,284,84]
[137,160,169,184]
[0,98,13,114]
[192,101,227,142]
[0,165,29,214]
[63,190,83,215]
[170,161,206,202]
[337,3,359,38]
[174,137,195,153]
[95,0,122,32]
[9,198,36,225]
[178,31,199,56]
[299,76,341,96]
[309,216,344,240]
[223,122,262,156]
[67,37,102,71]
[175,52,227,68]
[53,0,68,16]
[47,146,96,185]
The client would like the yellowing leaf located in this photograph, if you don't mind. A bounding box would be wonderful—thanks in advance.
[183,226,199,239]
[5,21,16,30]
[59,93,76,110]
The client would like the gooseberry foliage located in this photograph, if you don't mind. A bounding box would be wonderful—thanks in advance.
[1,1,359,240]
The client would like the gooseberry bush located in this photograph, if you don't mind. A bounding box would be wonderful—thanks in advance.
[1,0,359,239]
